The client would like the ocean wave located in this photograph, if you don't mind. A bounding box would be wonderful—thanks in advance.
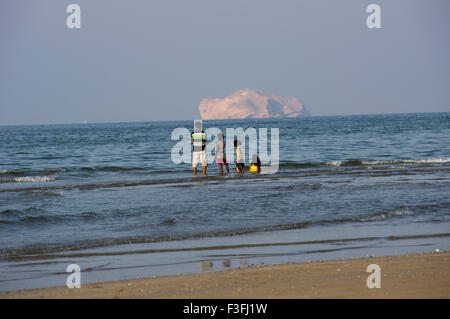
[0,210,104,229]
[323,157,450,167]
[0,209,23,217]
[0,169,66,182]
[13,175,58,183]
[356,206,414,222]
[0,169,26,176]
[0,205,418,246]
[3,230,449,262]
[278,162,322,169]
[325,161,342,167]
[3,204,404,234]
[1,157,447,181]
[361,158,450,165]
[79,166,149,172]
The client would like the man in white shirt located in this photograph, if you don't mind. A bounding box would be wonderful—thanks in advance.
[191,121,207,175]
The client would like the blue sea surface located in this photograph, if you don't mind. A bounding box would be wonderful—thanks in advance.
[0,112,449,291]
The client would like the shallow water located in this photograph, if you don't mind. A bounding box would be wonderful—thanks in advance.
[0,113,449,291]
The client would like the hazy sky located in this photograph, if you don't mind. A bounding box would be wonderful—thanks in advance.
[1,0,449,125]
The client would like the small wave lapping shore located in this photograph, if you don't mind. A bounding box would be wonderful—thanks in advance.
[1,252,448,298]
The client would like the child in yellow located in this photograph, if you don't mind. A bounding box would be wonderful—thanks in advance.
[234,140,244,174]
[249,154,261,173]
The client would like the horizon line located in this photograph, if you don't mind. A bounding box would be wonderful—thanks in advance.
[0,111,448,127]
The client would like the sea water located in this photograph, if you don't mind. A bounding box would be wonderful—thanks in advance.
[0,112,449,291]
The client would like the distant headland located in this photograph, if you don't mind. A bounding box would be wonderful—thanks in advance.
[198,89,309,120]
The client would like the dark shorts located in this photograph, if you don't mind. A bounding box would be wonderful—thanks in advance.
[236,163,245,168]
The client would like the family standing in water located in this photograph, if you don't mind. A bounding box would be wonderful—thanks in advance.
[191,122,261,176]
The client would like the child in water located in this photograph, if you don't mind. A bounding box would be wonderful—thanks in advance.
[234,139,244,174]
[249,154,261,173]
[214,133,230,175]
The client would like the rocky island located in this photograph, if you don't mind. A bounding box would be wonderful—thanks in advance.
[198,89,309,120]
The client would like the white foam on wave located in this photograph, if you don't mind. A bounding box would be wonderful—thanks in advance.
[326,161,342,166]
[13,175,58,183]
[362,157,450,165]
[404,157,450,164]
[359,207,414,222]
[0,169,17,174]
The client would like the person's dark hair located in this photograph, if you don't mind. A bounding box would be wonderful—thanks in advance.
[234,140,238,147]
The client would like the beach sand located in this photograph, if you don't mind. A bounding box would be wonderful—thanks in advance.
[1,252,448,299]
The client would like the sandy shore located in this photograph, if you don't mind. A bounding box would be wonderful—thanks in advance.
[1,252,448,299]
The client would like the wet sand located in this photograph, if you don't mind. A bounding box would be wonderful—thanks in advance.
[1,252,448,299]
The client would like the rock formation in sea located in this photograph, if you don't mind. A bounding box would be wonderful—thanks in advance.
[198,89,309,120]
